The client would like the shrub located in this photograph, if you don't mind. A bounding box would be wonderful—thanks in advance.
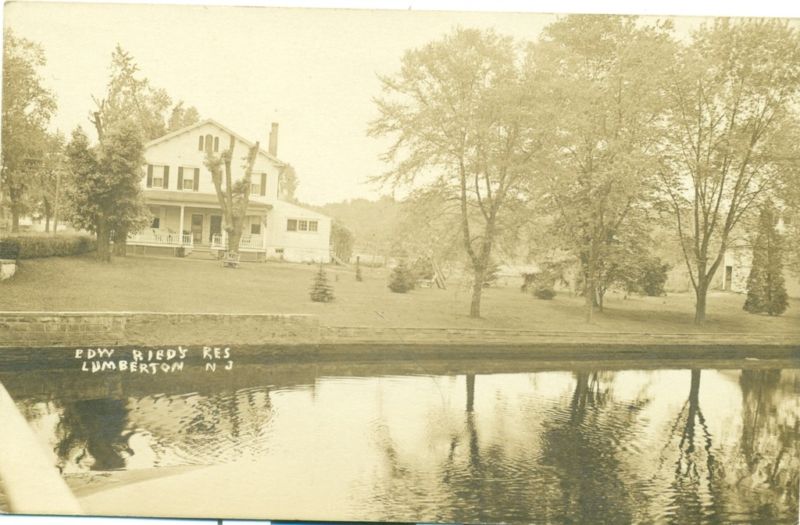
[0,234,96,260]
[388,262,416,293]
[310,264,335,302]
[533,287,556,300]
[637,257,670,297]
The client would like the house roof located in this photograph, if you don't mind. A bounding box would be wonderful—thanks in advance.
[144,190,272,212]
[145,118,287,168]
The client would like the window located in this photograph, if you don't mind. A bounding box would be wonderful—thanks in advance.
[147,165,169,189]
[151,217,160,228]
[214,136,219,152]
[198,135,204,151]
[183,178,194,190]
[287,218,319,233]
[250,183,261,195]
[251,223,261,235]
[204,134,213,153]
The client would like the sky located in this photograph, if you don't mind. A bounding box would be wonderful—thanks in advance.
[3,1,800,205]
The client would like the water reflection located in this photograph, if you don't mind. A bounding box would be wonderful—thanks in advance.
[6,364,799,523]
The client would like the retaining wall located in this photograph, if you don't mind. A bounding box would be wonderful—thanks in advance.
[0,312,320,348]
[0,312,798,355]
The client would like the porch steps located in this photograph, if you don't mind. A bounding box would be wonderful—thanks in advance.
[186,246,216,260]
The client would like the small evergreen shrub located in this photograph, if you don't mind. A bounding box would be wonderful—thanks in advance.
[388,262,415,293]
[0,234,96,259]
[533,287,556,300]
[310,264,335,302]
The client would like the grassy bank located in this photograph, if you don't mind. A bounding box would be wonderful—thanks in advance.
[2,254,799,334]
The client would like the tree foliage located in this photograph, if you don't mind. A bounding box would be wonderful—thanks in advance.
[331,220,354,262]
[533,15,676,321]
[1,30,57,232]
[91,45,199,142]
[658,19,800,323]
[64,121,147,262]
[27,132,66,232]
[744,202,789,316]
[370,28,548,317]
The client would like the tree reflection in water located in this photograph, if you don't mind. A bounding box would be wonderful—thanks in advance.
[731,369,799,521]
[656,369,725,523]
[538,371,650,524]
[54,398,132,472]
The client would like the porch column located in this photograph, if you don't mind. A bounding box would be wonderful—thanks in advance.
[179,205,185,245]
[262,214,268,252]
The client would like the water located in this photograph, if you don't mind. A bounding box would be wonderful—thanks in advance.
[1,358,798,524]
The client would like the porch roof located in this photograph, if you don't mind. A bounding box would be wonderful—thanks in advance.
[143,190,273,212]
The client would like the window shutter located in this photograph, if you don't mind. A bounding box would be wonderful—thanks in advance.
[177,167,184,191]
[260,173,266,196]
[198,136,204,151]
[193,168,200,191]
[146,165,153,187]
[214,137,219,152]
[163,166,170,189]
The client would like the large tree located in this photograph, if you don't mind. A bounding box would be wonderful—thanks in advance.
[27,131,66,233]
[65,121,147,262]
[658,19,800,323]
[369,28,547,318]
[203,135,260,254]
[1,30,57,232]
[532,15,676,322]
[90,45,199,253]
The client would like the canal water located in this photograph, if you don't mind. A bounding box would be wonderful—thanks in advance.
[1,358,798,523]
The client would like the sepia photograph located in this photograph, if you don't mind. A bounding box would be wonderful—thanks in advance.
[0,1,799,523]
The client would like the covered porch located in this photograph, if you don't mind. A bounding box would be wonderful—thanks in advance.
[128,191,271,256]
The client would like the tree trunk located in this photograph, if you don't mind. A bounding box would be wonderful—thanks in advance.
[43,200,52,233]
[11,209,20,233]
[96,216,112,262]
[470,264,486,318]
[466,374,475,413]
[694,278,708,324]
[585,264,595,323]
[113,227,128,256]
[227,227,241,253]
[597,287,605,312]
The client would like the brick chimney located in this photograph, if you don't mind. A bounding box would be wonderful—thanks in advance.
[268,122,279,157]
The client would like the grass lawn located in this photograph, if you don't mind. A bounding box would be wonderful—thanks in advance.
[2,254,799,334]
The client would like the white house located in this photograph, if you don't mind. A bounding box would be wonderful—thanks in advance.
[126,119,332,263]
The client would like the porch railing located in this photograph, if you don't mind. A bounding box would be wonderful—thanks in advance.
[211,233,264,252]
[128,229,193,247]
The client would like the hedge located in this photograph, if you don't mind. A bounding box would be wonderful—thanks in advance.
[0,235,96,260]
